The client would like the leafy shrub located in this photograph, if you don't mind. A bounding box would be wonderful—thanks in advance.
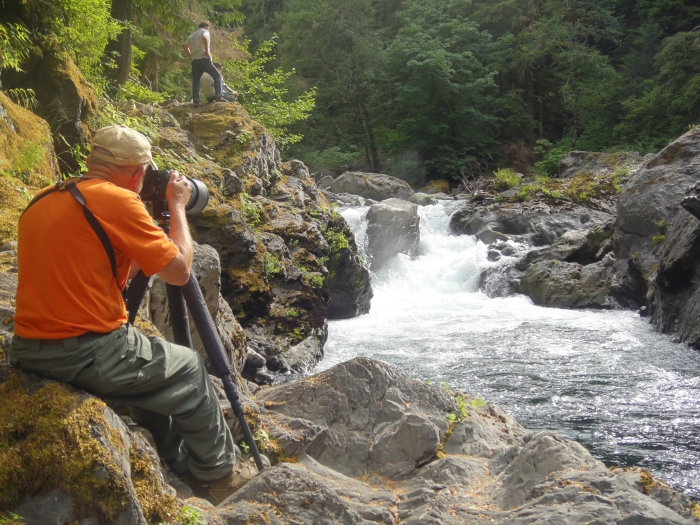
[325,229,349,253]
[225,37,315,149]
[532,139,569,177]
[494,168,520,190]
[118,80,169,104]
[263,252,281,275]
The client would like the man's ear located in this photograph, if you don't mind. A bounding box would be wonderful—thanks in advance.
[127,166,146,190]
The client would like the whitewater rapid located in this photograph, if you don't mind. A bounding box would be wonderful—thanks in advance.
[319,201,700,498]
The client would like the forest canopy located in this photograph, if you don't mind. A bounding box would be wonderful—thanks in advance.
[1,0,700,185]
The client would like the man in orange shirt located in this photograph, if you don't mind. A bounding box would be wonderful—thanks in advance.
[9,125,259,505]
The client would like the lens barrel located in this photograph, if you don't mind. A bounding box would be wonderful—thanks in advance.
[186,178,209,214]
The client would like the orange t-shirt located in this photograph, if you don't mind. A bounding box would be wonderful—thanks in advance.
[14,178,180,339]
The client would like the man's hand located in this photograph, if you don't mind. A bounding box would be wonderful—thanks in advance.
[165,171,192,209]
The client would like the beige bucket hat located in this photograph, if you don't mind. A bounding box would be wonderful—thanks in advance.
[90,125,152,166]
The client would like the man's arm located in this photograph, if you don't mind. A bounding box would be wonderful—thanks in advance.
[157,171,193,286]
[182,39,192,60]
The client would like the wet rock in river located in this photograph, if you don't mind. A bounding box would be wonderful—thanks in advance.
[330,171,414,201]
[366,198,420,270]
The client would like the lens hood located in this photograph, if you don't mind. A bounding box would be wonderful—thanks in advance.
[186,178,209,214]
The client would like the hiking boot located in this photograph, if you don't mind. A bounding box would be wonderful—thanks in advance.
[201,456,267,506]
[193,101,203,108]
[178,470,204,497]
[214,96,228,103]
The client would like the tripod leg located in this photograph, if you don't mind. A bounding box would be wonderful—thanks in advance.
[180,275,266,472]
[167,283,193,348]
[126,270,151,325]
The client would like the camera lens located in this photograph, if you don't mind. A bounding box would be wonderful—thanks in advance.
[186,178,209,214]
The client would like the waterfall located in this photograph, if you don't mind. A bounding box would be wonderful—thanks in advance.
[320,200,700,498]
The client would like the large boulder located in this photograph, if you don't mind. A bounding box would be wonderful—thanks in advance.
[515,258,615,309]
[612,126,700,309]
[366,198,420,270]
[0,367,179,525]
[0,92,60,246]
[330,171,414,201]
[558,150,646,179]
[325,214,373,319]
[219,357,696,525]
[647,208,700,347]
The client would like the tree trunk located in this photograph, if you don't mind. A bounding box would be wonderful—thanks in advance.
[524,64,535,146]
[104,0,133,86]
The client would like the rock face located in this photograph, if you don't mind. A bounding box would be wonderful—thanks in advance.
[613,126,700,311]
[558,150,645,178]
[648,211,700,347]
[366,198,420,270]
[217,357,696,525]
[325,214,373,319]
[450,198,613,247]
[2,38,97,173]
[117,101,372,375]
[330,171,414,201]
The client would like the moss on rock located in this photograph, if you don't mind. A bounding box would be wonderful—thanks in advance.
[0,372,130,521]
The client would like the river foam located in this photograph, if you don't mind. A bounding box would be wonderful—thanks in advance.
[320,201,700,498]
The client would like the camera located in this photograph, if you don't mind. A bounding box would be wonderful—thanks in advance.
[140,165,209,215]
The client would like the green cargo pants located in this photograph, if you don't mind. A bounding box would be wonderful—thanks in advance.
[9,324,235,481]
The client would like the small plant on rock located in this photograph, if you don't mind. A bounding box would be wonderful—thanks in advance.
[494,168,521,190]
[263,252,282,275]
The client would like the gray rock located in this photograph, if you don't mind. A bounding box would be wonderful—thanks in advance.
[256,357,455,479]
[612,126,700,309]
[516,259,615,309]
[326,214,373,319]
[330,171,414,201]
[451,199,612,247]
[221,168,243,195]
[408,192,438,206]
[317,175,335,190]
[558,150,644,179]
[366,198,420,270]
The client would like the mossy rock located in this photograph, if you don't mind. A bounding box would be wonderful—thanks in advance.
[2,37,97,173]
[419,179,450,194]
[0,368,179,524]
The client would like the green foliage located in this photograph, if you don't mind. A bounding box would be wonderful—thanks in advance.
[494,168,520,189]
[117,80,169,104]
[0,141,49,185]
[532,140,569,177]
[157,506,205,525]
[241,196,263,226]
[264,252,282,275]
[655,219,668,234]
[285,307,299,317]
[239,439,250,454]
[652,234,665,245]
[5,88,38,109]
[471,397,486,408]
[0,513,24,525]
[0,23,31,73]
[291,327,305,343]
[225,37,315,149]
[325,229,349,254]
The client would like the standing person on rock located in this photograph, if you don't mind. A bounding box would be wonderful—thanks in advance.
[182,21,227,108]
[9,125,264,505]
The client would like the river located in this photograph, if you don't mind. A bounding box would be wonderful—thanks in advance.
[318,200,700,499]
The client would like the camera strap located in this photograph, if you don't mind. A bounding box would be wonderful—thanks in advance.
[23,179,119,287]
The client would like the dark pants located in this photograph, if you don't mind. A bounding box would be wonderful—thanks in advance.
[192,58,222,103]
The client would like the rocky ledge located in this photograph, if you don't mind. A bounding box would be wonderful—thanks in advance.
[1,355,696,524]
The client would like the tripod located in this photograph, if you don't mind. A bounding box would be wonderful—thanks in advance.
[124,203,266,472]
